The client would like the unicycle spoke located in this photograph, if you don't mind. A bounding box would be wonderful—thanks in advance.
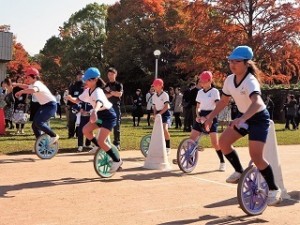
[177,138,199,173]
[35,134,58,159]
[93,145,120,178]
[238,165,269,215]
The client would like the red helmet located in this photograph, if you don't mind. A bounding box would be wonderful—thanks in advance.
[25,67,39,77]
[198,71,212,82]
[152,78,164,87]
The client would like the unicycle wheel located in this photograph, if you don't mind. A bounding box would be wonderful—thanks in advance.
[93,145,120,178]
[237,165,269,215]
[140,134,151,157]
[35,134,59,159]
[177,138,199,173]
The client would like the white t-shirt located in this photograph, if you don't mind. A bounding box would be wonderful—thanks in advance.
[152,91,169,111]
[55,94,61,105]
[30,81,56,105]
[145,92,153,110]
[222,73,265,113]
[78,87,112,111]
[196,87,220,111]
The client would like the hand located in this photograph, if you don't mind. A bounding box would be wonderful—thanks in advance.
[12,82,18,87]
[15,91,22,98]
[204,117,212,132]
[90,110,97,123]
[230,117,246,129]
[65,95,72,101]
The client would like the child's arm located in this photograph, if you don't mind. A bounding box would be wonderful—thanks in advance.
[66,95,81,104]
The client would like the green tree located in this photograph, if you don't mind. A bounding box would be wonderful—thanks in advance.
[40,3,108,91]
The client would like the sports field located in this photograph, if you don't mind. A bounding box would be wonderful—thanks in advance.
[0,145,299,225]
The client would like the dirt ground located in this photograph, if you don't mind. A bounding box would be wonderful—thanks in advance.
[0,145,299,225]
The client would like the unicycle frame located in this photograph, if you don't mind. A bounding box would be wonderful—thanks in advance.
[176,132,206,173]
[237,160,269,215]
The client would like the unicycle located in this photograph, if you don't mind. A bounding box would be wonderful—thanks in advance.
[93,138,121,178]
[35,134,59,159]
[237,161,269,215]
[176,138,199,173]
[140,134,151,157]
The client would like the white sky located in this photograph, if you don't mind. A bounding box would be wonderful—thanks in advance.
[0,0,119,55]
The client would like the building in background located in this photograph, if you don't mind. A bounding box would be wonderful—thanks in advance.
[0,31,13,81]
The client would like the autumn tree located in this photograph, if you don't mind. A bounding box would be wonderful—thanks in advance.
[177,0,300,87]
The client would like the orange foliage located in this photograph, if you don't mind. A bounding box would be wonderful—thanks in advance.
[7,41,41,77]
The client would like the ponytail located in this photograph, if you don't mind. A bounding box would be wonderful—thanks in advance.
[247,60,263,84]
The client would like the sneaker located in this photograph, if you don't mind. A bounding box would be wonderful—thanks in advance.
[267,189,282,206]
[219,163,226,172]
[78,146,83,152]
[226,171,242,184]
[21,129,25,134]
[110,159,123,173]
[88,146,99,154]
[49,135,59,145]
[166,148,171,156]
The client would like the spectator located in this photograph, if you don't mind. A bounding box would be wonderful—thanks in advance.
[0,81,6,135]
[283,94,297,130]
[67,71,84,138]
[182,82,196,132]
[265,94,274,120]
[72,101,93,152]
[145,86,155,126]
[104,67,123,150]
[3,78,15,130]
[173,87,183,129]
[63,89,69,125]
[12,76,28,134]
[190,79,201,126]
[55,91,62,119]
[131,89,143,126]
[168,87,175,128]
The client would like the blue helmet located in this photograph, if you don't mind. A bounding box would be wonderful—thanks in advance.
[82,67,100,82]
[228,45,253,60]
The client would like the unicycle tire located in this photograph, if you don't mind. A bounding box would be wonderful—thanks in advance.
[237,165,269,215]
[35,134,59,159]
[140,134,151,157]
[93,145,120,178]
[177,138,199,173]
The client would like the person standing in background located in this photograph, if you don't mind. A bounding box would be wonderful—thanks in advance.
[173,87,183,129]
[55,91,62,119]
[3,78,15,130]
[132,89,144,126]
[182,82,196,132]
[104,67,123,150]
[12,76,27,134]
[265,94,274,120]
[145,86,155,126]
[67,71,84,138]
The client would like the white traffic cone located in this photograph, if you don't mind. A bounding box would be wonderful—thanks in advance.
[144,114,171,171]
[263,120,290,198]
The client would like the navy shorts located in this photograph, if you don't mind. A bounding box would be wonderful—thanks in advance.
[96,108,117,131]
[193,110,218,133]
[157,110,171,124]
[234,109,270,143]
